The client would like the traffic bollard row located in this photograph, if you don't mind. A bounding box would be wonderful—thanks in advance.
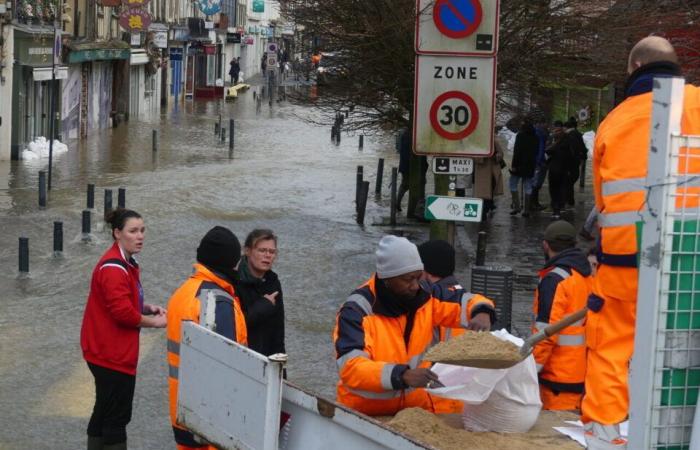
[390,167,398,226]
[53,221,63,255]
[375,158,384,196]
[355,166,364,213]
[357,181,370,226]
[39,170,47,207]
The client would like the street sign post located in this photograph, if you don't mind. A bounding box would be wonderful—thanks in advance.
[424,195,483,222]
[415,0,499,56]
[432,156,473,175]
[413,55,495,156]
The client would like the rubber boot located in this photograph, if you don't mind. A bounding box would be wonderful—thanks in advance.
[522,194,531,218]
[584,422,627,449]
[509,191,521,215]
[103,442,127,450]
[88,436,103,450]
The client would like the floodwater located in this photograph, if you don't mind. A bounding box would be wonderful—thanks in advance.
[0,81,595,449]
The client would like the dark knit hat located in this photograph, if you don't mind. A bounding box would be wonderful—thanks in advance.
[417,240,455,278]
[196,226,241,272]
[544,220,577,247]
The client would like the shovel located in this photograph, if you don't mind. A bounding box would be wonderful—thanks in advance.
[432,307,589,370]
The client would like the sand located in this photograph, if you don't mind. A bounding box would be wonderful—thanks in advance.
[386,408,581,450]
[424,331,522,367]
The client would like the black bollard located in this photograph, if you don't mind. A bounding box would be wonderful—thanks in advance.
[39,170,47,207]
[104,189,113,218]
[82,210,91,235]
[253,90,257,100]
[19,237,29,273]
[118,188,126,209]
[357,181,370,225]
[214,122,219,134]
[229,119,235,152]
[390,168,398,226]
[221,128,226,143]
[359,135,364,149]
[345,110,349,118]
[218,114,222,136]
[53,221,63,254]
[87,183,95,209]
[356,166,364,213]
[476,231,487,266]
[375,158,384,196]
[152,129,158,152]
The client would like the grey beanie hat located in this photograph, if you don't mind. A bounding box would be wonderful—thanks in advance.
[376,235,424,279]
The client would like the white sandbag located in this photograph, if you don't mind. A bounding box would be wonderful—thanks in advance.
[430,329,542,433]
[21,149,39,160]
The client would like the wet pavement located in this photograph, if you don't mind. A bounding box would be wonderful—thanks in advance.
[0,78,595,449]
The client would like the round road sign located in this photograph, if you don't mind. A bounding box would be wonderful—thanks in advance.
[433,0,483,39]
[429,91,479,141]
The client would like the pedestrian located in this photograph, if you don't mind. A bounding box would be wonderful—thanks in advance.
[509,119,539,217]
[583,36,700,449]
[473,128,506,218]
[532,220,591,412]
[545,120,572,220]
[229,57,240,85]
[531,119,550,210]
[236,229,285,357]
[80,208,167,450]
[333,235,496,416]
[564,117,587,206]
[166,226,248,450]
[261,54,267,73]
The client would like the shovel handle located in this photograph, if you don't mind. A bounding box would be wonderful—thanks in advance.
[543,307,588,338]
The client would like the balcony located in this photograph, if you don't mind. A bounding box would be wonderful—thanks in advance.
[14,0,58,24]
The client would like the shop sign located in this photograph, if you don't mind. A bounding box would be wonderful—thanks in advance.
[122,0,151,7]
[204,45,216,55]
[131,32,141,46]
[195,0,221,15]
[243,36,254,45]
[119,8,152,32]
[33,66,68,81]
[226,33,241,43]
[98,0,121,7]
[152,30,168,48]
[252,0,264,12]
[67,48,130,63]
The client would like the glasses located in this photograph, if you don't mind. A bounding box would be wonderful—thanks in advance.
[255,247,277,255]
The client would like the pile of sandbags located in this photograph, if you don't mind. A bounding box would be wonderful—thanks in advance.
[22,137,69,160]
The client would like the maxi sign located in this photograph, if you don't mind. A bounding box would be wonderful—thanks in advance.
[413,0,498,157]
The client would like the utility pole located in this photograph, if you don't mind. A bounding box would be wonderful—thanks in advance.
[48,22,61,190]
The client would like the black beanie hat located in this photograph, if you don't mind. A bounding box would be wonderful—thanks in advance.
[417,240,455,278]
[196,226,241,273]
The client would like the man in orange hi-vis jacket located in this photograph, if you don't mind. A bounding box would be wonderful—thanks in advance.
[333,235,496,416]
[583,36,700,449]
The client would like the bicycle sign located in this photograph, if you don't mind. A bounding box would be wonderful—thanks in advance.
[413,55,495,156]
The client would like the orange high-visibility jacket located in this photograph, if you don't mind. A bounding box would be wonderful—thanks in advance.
[593,84,700,300]
[333,275,494,416]
[532,248,592,397]
[166,264,247,447]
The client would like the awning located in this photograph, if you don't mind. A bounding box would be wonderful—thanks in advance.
[66,40,131,63]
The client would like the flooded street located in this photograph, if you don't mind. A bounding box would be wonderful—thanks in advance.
[0,82,594,449]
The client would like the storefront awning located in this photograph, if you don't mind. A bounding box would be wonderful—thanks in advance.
[67,40,131,64]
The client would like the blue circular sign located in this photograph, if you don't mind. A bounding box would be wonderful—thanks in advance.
[433,0,483,39]
[195,0,221,16]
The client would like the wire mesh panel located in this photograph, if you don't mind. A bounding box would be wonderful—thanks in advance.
[629,77,700,449]
[470,264,513,331]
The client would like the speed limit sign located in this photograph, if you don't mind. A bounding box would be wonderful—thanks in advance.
[413,55,495,156]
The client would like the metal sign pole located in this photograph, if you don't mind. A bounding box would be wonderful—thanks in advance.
[48,22,58,190]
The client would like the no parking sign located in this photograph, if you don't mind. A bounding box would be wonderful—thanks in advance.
[413,55,495,156]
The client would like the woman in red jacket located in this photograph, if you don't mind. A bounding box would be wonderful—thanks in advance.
[80,208,167,450]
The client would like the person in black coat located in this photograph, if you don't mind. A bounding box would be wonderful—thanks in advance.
[236,229,285,358]
[509,119,539,217]
[564,117,588,206]
[545,121,574,220]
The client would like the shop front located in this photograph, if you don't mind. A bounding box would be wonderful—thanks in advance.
[185,42,224,99]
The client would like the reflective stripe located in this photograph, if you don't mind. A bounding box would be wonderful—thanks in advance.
[460,293,475,328]
[380,364,395,390]
[100,263,128,274]
[346,293,373,316]
[408,352,424,369]
[536,363,543,373]
[597,210,642,227]
[336,349,369,371]
[558,334,585,346]
[167,339,180,355]
[203,290,217,331]
[347,387,415,400]
[601,178,645,196]
[549,267,570,279]
[535,321,549,331]
[169,364,179,380]
[443,328,452,341]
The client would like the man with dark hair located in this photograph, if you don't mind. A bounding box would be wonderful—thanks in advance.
[532,221,591,412]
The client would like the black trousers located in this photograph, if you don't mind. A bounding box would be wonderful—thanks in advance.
[87,362,136,445]
[548,170,568,214]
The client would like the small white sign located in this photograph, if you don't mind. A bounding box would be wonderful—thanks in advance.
[33,66,68,81]
[432,156,474,174]
[152,30,168,49]
[205,21,214,29]
[130,33,141,46]
[425,195,483,222]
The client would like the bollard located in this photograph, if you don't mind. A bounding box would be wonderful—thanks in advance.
[356,166,364,213]
[118,188,126,209]
[39,170,47,207]
[390,167,398,226]
[476,231,487,266]
[229,119,235,152]
[53,221,63,254]
[19,237,29,273]
[359,135,364,149]
[215,122,219,134]
[375,158,384,196]
[345,110,349,118]
[87,183,95,209]
[104,189,113,218]
[331,126,336,141]
[357,181,370,225]
[336,128,341,145]
[82,209,91,235]
[253,90,257,100]
[152,129,158,151]
[221,128,226,143]
[218,115,222,136]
